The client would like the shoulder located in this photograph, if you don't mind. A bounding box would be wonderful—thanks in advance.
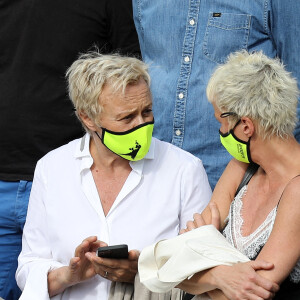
[270,175,300,246]
[255,175,300,283]
[153,138,203,167]
[37,137,81,168]
[278,175,300,212]
[32,137,82,184]
[209,159,249,223]
[151,138,209,177]
[213,159,249,194]
[284,174,300,193]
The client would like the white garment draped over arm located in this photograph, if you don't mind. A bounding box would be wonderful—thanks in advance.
[138,225,249,293]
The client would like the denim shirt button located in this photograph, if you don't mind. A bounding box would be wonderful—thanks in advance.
[189,19,195,26]
[175,129,182,136]
[184,56,190,62]
[178,93,184,99]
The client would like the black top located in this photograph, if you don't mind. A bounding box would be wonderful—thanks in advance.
[0,0,141,181]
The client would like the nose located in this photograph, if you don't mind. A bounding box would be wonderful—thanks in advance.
[133,111,153,128]
[134,114,146,127]
[219,126,227,135]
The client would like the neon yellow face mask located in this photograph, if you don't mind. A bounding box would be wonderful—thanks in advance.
[219,120,252,164]
[95,120,154,161]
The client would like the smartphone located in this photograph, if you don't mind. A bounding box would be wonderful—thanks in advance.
[96,244,128,259]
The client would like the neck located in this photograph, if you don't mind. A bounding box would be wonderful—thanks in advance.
[251,135,300,180]
[89,133,130,170]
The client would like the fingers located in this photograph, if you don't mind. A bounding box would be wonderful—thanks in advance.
[128,250,140,261]
[193,213,206,227]
[85,254,137,282]
[255,274,279,294]
[184,203,221,232]
[223,277,276,300]
[237,262,279,298]
[99,241,108,248]
[90,240,107,253]
[251,260,275,271]
[186,220,197,231]
[69,257,80,270]
[209,202,220,230]
[247,261,279,293]
[93,256,129,270]
[74,236,97,257]
[180,202,222,233]
[248,285,276,299]
[240,282,276,300]
[185,213,206,232]
[214,263,279,300]
[74,237,106,257]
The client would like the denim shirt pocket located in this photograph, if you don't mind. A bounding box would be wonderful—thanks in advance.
[203,12,251,64]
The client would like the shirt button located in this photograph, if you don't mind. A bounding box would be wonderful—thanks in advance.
[189,19,195,26]
[175,130,182,136]
[184,56,190,62]
[178,93,184,99]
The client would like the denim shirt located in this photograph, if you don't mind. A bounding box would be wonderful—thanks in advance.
[133,0,300,189]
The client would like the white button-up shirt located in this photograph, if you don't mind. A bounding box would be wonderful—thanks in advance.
[17,134,211,300]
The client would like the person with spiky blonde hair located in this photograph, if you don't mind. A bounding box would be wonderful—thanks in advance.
[175,50,300,300]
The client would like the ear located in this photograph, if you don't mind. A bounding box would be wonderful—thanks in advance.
[240,117,255,137]
[78,111,98,132]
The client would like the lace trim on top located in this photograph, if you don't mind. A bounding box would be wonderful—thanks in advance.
[223,185,300,283]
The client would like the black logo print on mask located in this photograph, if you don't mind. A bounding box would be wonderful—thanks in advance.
[122,141,141,159]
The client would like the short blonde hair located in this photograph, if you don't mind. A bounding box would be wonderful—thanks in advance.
[207,50,299,139]
[66,52,150,130]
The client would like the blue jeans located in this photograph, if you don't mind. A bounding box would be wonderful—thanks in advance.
[0,180,32,300]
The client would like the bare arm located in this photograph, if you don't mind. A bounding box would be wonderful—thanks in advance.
[194,159,248,230]
[178,161,280,299]
[208,176,300,299]
[254,176,300,284]
[178,204,278,300]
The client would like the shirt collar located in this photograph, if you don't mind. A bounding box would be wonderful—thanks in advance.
[129,137,155,175]
[144,137,155,160]
[74,133,93,172]
[75,133,91,158]
[74,133,156,174]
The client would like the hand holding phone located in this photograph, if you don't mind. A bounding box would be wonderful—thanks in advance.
[96,244,128,259]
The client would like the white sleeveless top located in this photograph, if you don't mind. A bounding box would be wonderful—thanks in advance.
[223,185,300,283]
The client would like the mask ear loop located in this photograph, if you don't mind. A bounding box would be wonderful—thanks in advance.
[95,129,106,143]
[246,137,254,164]
[232,119,241,130]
